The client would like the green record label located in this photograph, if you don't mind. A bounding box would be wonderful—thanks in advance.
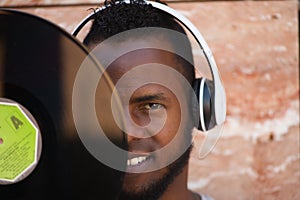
[0,101,40,183]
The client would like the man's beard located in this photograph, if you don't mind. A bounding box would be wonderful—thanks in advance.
[118,145,192,200]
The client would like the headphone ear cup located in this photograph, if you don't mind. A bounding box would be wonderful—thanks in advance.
[192,78,201,129]
[193,78,213,131]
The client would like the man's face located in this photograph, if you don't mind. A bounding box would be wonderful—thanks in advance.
[94,37,194,199]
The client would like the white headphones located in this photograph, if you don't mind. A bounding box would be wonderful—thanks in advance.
[72,0,226,132]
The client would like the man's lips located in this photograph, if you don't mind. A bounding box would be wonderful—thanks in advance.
[126,152,154,173]
[125,139,159,173]
[127,155,148,166]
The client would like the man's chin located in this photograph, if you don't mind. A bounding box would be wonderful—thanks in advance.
[119,170,165,200]
[118,146,192,200]
[119,175,166,200]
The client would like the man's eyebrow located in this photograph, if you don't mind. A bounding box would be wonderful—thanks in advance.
[130,93,167,104]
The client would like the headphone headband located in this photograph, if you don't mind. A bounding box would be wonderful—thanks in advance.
[72,0,226,128]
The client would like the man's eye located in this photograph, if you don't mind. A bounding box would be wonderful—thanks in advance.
[144,103,163,111]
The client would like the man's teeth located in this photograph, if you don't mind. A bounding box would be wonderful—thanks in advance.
[127,156,147,166]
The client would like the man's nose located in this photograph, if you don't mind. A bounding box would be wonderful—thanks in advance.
[121,107,166,142]
[123,114,148,142]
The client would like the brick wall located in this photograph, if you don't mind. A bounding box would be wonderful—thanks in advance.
[1,0,299,199]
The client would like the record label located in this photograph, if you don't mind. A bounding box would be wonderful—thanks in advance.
[0,98,41,185]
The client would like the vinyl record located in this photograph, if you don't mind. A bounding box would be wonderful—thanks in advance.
[0,9,127,199]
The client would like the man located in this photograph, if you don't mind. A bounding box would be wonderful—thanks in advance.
[83,0,213,199]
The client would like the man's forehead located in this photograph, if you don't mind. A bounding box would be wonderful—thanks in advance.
[118,83,173,102]
[104,51,186,85]
[91,34,174,63]
[103,62,189,104]
[91,34,192,88]
[107,48,177,68]
[107,61,175,90]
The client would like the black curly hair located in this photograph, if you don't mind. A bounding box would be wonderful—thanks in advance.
[83,0,195,83]
[84,0,188,44]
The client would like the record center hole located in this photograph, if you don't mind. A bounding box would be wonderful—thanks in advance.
[0,138,3,144]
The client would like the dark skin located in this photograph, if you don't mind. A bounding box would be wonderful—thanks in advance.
[93,37,200,200]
